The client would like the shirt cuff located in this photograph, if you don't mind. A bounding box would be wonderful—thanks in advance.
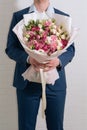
[26,56,30,64]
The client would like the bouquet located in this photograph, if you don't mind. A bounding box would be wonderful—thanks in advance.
[23,18,69,55]
[13,12,78,117]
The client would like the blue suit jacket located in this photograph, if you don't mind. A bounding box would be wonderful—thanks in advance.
[5,7,75,90]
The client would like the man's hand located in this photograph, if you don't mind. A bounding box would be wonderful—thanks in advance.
[28,57,45,71]
[43,57,60,72]
[28,57,60,72]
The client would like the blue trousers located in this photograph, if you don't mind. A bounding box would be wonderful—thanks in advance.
[16,82,66,130]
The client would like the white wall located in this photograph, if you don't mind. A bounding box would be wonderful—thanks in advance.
[0,0,87,130]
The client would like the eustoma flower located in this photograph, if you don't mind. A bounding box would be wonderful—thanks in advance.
[23,19,69,55]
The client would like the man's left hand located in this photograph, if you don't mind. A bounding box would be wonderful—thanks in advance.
[43,58,60,72]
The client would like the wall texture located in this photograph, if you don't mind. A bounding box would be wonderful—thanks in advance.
[0,0,87,130]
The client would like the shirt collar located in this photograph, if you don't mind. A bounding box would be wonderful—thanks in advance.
[28,3,54,16]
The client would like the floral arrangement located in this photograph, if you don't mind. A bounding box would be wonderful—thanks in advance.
[13,12,78,117]
[23,18,70,56]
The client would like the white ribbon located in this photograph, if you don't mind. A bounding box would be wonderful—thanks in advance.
[40,69,46,118]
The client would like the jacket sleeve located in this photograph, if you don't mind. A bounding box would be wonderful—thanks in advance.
[5,13,28,64]
[58,43,75,69]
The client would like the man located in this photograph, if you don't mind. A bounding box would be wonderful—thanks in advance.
[5,0,75,130]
